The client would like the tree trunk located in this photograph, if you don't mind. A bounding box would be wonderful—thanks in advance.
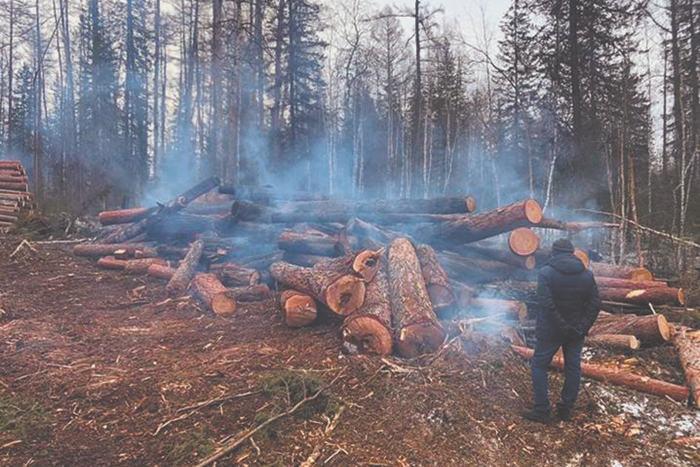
[453,244,536,269]
[415,244,454,314]
[584,334,640,350]
[590,262,653,281]
[508,228,540,256]
[280,290,317,327]
[99,207,157,225]
[124,258,168,275]
[277,230,340,256]
[437,251,535,284]
[97,256,127,270]
[145,213,230,240]
[589,314,671,345]
[388,238,445,358]
[189,273,236,316]
[148,263,176,280]
[222,284,272,302]
[270,257,366,316]
[674,328,700,407]
[536,218,620,232]
[342,255,393,355]
[166,240,204,296]
[274,197,477,216]
[594,277,670,290]
[210,261,261,286]
[413,199,542,245]
[598,287,684,306]
[511,345,689,401]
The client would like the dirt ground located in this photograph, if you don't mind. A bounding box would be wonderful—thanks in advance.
[0,234,699,467]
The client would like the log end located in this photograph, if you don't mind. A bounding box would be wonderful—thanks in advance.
[509,228,540,256]
[658,314,671,341]
[630,268,654,282]
[465,196,477,213]
[524,255,537,270]
[396,322,446,358]
[678,288,685,306]
[281,291,317,327]
[342,315,393,355]
[525,199,543,224]
[630,336,641,350]
[211,293,237,316]
[353,249,383,282]
[326,275,366,316]
[574,248,590,268]
[427,284,455,314]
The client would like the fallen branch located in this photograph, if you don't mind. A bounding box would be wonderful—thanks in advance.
[192,371,344,467]
[298,405,347,467]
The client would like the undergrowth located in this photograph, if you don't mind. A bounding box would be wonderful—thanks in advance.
[166,431,214,465]
[0,396,53,441]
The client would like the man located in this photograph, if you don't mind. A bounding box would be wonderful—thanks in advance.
[523,238,601,423]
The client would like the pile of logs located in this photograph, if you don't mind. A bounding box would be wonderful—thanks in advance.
[73,178,700,407]
[0,160,34,229]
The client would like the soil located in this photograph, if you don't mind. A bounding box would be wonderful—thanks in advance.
[0,234,699,467]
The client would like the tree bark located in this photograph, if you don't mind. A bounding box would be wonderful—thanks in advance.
[99,207,157,225]
[73,243,157,258]
[270,256,366,316]
[584,334,640,350]
[124,258,167,275]
[537,218,620,232]
[342,255,393,355]
[598,286,684,306]
[222,284,272,302]
[280,290,317,327]
[415,244,454,314]
[590,262,653,281]
[277,230,340,256]
[412,199,542,246]
[388,238,445,358]
[589,314,671,345]
[189,273,237,316]
[281,252,332,267]
[166,240,204,296]
[512,345,689,401]
[594,277,670,290]
[148,263,176,280]
[97,256,127,270]
[674,328,700,407]
[210,261,261,286]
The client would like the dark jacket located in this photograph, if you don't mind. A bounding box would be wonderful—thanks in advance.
[536,252,602,341]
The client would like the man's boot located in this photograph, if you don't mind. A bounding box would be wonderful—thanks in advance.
[522,409,549,424]
[556,406,572,422]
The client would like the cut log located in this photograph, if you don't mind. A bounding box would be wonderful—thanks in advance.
[415,244,454,314]
[508,228,540,256]
[0,182,27,192]
[281,251,332,267]
[573,249,590,268]
[536,218,621,232]
[0,214,18,223]
[188,273,237,316]
[342,255,393,355]
[0,160,22,169]
[270,256,366,316]
[455,244,536,269]
[0,176,28,184]
[161,176,221,214]
[222,284,272,302]
[590,262,653,281]
[511,345,689,401]
[412,199,543,246]
[124,258,168,275]
[99,207,158,226]
[388,238,445,358]
[210,261,261,286]
[352,249,383,282]
[148,263,176,280]
[595,277,669,290]
[73,243,157,258]
[589,314,671,345]
[101,220,148,244]
[97,256,127,270]
[584,334,640,350]
[145,213,230,240]
[276,197,478,216]
[598,286,684,306]
[166,240,204,297]
[280,290,317,327]
[277,230,340,256]
[468,298,528,323]
[673,328,700,407]
[436,251,535,284]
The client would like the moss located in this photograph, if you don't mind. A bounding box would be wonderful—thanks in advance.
[0,396,53,441]
[166,431,214,466]
[258,370,339,421]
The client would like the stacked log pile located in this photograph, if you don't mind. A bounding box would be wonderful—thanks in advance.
[0,160,35,229]
[72,179,700,405]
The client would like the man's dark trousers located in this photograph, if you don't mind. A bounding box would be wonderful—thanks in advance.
[530,336,585,414]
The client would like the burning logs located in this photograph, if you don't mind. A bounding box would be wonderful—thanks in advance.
[512,345,690,401]
[166,240,204,296]
[415,245,454,314]
[280,290,318,327]
[590,262,654,281]
[598,286,684,306]
[270,255,366,316]
[589,314,671,345]
[674,328,700,407]
[189,273,237,316]
[413,199,543,246]
[388,238,446,358]
[342,255,393,355]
